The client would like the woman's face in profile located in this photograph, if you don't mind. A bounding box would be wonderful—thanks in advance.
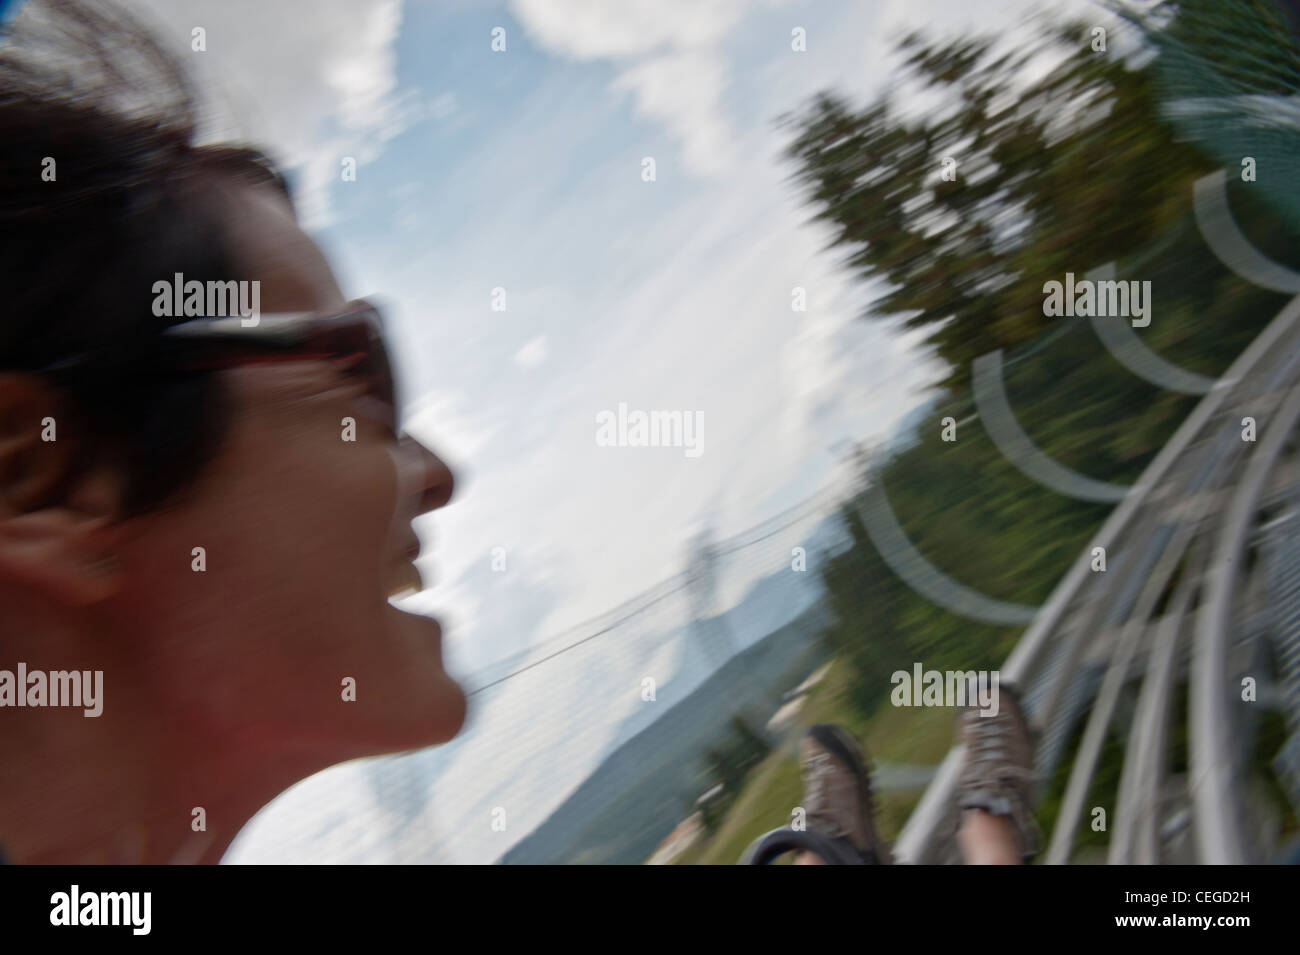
[109,178,467,759]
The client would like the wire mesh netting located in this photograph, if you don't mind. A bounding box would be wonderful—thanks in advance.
[1141,0,1300,223]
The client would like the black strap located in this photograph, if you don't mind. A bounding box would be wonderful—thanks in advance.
[741,826,873,864]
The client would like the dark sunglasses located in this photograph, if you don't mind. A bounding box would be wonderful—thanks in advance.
[42,299,400,433]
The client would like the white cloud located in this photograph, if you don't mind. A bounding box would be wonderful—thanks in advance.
[612,51,739,176]
[510,0,747,59]
[134,0,421,227]
[401,388,500,472]
[511,0,750,177]
[513,334,549,368]
[427,90,458,121]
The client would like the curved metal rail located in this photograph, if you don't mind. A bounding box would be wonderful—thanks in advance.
[1192,378,1300,863]
[1109,541,1207,864]
[894,292,1300,864]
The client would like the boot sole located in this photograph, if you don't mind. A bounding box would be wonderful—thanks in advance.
[806,724,890,863]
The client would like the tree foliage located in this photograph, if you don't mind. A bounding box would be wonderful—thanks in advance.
[789,9,1295,720]
[782,15,1213,386]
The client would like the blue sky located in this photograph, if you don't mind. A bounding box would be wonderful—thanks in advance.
[301,0,956,675]
[118,0,1104,861]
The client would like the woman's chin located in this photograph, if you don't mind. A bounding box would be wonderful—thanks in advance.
[379,607,469,746]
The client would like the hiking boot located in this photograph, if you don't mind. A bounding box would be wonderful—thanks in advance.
[798,724,893,864]
[955,684,1041,860]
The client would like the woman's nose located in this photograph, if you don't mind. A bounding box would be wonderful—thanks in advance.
[401,435,455,514]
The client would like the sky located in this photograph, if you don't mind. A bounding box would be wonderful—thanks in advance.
[112,0,1102,861]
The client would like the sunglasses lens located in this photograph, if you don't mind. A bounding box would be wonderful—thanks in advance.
[348,308,398,430]
[369,330,398,427]
[158,302,400,430]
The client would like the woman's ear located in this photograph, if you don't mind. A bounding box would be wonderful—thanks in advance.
[0,374,77,511]
[0,374,125,605]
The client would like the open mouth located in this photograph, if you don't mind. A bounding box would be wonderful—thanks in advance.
[386,555,424,601]
[385,528,425,600]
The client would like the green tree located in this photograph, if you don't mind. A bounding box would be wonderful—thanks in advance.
[799,6,1294,722]
[781,14,1213,387]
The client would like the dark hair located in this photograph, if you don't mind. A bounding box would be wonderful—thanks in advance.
[0,0,294,514]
